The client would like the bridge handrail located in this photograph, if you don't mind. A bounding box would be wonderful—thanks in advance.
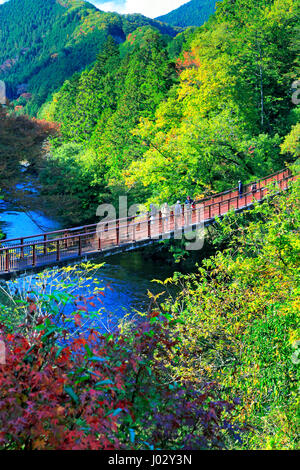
[0,176,293,254]
[0,168,291,246]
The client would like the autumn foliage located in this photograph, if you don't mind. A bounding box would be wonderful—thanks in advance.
[0,105,58,188]
[0,311,235,450]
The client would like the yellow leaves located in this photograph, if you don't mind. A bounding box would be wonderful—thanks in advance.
[147,290,166,301]
[266,0,297,25]
[151,278,173,286]
[289,331,300,346]
[280,123,300,158]
[32,437,47,450]
[56,406,65,416]
[62,265,76,273]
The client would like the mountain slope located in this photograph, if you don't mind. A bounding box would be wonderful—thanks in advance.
[0,0,180,114]
[156,0,217,28]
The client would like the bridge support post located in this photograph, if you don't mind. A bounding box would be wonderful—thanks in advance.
[116,221,120,246]
[147,213,151,238]
[20,239,24,259]
[32,244,36,267]
[44,235,47,255]
[56,240,60,262]
[5,249,9,272]
[78,236,82,257]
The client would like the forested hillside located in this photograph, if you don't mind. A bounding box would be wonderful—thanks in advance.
[38,28,179,223]
[0,0,299,453]
[0,0,179,114]
[38,0,299,226]
[156,0,217,28]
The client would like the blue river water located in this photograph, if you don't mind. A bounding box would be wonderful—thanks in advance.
[0,175,176,330]
[0,178,61,239]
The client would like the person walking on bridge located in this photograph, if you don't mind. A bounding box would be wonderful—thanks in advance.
[161,202,170,232]
[251,181,257,194]
[238,181,243,198]
[185,196,194,225]
[150,203,157,223]
[174,200,182,232]
[185,196,193,206]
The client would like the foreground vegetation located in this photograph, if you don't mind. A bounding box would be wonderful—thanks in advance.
[0,176,298,450]
[161,176,300,449]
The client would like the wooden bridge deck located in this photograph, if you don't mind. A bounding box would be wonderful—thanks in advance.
[0,168,295,278]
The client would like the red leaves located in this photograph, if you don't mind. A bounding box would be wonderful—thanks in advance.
[0,314,236,450]
[74,314,82,327]
[73,337,87,349]
[28,301,37,315]
[77,306,88,312]
[248,145,256,155]
[176,50,201,74]
[150,310,160,318]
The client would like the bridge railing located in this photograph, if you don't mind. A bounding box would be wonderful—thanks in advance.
[0,168,291,249]
[0,170,295,274]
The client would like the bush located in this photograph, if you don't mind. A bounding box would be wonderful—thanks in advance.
[0,306,236,450]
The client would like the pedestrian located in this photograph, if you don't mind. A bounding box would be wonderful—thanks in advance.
[238,181,243,198]
[149,203,157,223]
[174,200,182,230]
[185,196,194,225]
[161,202,170,231]
[251,182,257,194]
[185,196,193,206]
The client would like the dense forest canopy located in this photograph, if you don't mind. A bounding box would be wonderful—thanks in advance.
[35,0,299,225]
[156,0,217,28]
[0,0,180,114]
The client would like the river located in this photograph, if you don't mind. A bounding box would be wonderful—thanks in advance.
[0,172,178,329]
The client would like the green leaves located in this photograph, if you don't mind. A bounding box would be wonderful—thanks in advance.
[160,178,299,449]
[88,356,108,363]
[64,386,80,405]
[95,379,114,387]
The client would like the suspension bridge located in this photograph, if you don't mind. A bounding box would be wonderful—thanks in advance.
[0,168,295,278]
